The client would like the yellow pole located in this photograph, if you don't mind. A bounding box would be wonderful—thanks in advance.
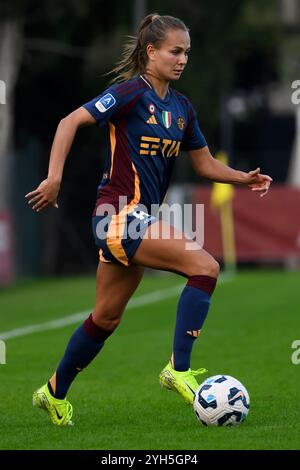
[211,151,237,274]
[219,200,237,274]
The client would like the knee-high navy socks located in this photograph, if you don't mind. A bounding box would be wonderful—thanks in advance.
[48,314,112,399]
[172,275,217,371]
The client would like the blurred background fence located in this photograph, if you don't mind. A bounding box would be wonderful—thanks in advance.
[0,0,300,284]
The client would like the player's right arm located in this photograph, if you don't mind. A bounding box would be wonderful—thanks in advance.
[26,107,96,212]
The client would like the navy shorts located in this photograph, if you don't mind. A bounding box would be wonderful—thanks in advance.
[92,205,157,266]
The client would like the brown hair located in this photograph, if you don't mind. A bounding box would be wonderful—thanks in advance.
[108,13,189,83]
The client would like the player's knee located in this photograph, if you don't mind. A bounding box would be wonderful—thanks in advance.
[206,259,220,278]
[100,317,121,332]
[192,257,220,279]
[92,312,121,333]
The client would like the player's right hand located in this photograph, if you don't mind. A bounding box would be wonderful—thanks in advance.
[25,178,60,212]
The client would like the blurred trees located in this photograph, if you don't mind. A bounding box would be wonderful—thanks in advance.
[0,20,22,210]
[0,0,282,145]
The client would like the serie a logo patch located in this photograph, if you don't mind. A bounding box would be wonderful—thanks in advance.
[95,93,116,113]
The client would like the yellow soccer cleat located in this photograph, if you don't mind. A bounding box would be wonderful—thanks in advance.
[32,383,73,426]
[159,361,207,405]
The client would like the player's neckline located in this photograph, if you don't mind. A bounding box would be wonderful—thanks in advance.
[140,75,171,103]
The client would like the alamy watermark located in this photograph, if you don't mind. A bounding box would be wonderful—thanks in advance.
[291,80,300,105]
[0,80,6,104]
[0,340,6,364]
[94,198,204,250]
[291,340,300,365]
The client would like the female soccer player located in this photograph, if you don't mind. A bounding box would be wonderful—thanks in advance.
[26,14,272,425]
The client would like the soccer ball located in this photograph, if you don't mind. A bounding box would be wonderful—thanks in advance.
[193,375,250,426]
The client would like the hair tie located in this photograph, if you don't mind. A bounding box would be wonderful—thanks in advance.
[151,14,160,22]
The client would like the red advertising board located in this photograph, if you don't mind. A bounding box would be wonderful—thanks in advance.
[193,185,300,261]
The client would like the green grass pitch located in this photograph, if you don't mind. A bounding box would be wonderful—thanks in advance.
[0,270,300,450]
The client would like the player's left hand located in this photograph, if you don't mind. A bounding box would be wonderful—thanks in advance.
[245,167,273,198]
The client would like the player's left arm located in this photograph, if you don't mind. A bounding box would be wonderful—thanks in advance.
[188,146,273,197]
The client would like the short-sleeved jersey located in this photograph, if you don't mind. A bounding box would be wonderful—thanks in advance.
[83,75,207,214]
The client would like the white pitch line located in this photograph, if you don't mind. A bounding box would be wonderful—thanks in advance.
[0,273,232,341]
[0,284,183,341]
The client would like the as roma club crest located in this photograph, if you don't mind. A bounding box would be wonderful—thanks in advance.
[177,116,185,130]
